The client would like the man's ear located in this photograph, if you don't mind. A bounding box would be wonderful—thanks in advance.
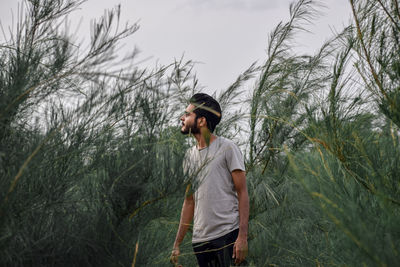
[199,117,207,127]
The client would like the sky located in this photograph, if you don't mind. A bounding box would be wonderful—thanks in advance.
[0,0,352,94]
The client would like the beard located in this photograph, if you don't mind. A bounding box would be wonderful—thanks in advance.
[180,120,200,135]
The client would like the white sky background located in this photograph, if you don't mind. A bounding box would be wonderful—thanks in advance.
[0,0,352,94]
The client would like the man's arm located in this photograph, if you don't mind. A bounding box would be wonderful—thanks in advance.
[171,185,195,265]
[232,170,249,265]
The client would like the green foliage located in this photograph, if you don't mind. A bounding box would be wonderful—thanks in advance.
[245,0,400,266]
[0,1,194,266]
[248,0,336,172]
[1,0,400,266]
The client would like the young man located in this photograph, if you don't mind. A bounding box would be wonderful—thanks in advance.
[171,93,249,266]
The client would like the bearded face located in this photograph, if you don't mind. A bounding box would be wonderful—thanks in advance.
[180,104,201,135]
[180,117,200,135]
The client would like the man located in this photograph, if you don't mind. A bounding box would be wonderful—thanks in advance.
[171,93,249,266]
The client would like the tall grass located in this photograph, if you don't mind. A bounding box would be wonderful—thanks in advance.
[246,0,400,266]
[1,0,399,266]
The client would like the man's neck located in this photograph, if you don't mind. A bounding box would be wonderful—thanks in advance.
[194,130,217,150]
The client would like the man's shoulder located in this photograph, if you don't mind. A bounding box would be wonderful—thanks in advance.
[217,136,239,148]
[185,145,197,155]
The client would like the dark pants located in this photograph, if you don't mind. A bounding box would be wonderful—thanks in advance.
[192,229,239,267]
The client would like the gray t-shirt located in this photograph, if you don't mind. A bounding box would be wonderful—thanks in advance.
[183,136,246,243]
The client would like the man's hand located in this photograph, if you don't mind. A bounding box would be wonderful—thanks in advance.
[170,247,180,266]
[232,235,248,265]
[172,190,194,266]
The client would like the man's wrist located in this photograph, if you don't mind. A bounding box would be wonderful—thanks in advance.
[237,231,248,239]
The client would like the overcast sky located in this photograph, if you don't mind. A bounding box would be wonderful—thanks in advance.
[0,0,352,94]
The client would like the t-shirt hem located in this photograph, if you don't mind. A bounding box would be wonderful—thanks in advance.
[191,227,239,244]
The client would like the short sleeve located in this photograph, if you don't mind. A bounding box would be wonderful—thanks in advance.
[224,142,245,172]
[183,150,190,174]
[182,148,195,195]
